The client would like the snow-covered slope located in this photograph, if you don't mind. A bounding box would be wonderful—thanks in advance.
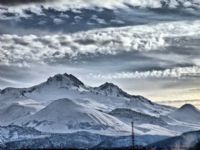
[0,103,36,126]
[109,108,167,126]
[16,98,133,135]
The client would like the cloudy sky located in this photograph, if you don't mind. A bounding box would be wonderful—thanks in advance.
[0,0,200,107]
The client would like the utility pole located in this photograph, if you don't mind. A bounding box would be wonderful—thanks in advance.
[131,121,135,150]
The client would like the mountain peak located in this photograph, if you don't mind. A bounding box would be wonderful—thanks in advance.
[94,82,130,97]
[99,82,120,89]
[181,103,195,109]
[169,103,200,123]
[46,73,84,88]
[179,104,199,112]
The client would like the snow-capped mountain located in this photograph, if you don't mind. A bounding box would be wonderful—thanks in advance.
[1,0,200,148]
[0,73,200,148]
[0,73,175,116]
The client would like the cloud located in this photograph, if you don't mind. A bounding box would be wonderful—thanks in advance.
[0,0,199,24]
[53,18,64,25]
[89,66,200,79]
[0,64,35,88]
[0,0,54,5]
[0,76,20,85]
[157,99,200,108]
[0,0,199,9]
[0,20,199,66]
[157,99,200,104]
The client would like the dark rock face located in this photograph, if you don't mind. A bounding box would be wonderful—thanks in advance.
[64,73,85,87]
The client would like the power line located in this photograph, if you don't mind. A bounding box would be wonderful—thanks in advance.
[131,121,135,150]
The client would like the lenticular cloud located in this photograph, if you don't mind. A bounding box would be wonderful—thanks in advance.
[90,66,200,79]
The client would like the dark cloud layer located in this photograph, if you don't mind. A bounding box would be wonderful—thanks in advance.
[0,0,53,5]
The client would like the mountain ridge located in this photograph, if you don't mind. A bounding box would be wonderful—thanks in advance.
[0,73,173,109]
[0,73,200,149]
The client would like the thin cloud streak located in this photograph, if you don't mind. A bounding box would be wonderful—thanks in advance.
[157,99,200,104]
[89,66,200,79]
